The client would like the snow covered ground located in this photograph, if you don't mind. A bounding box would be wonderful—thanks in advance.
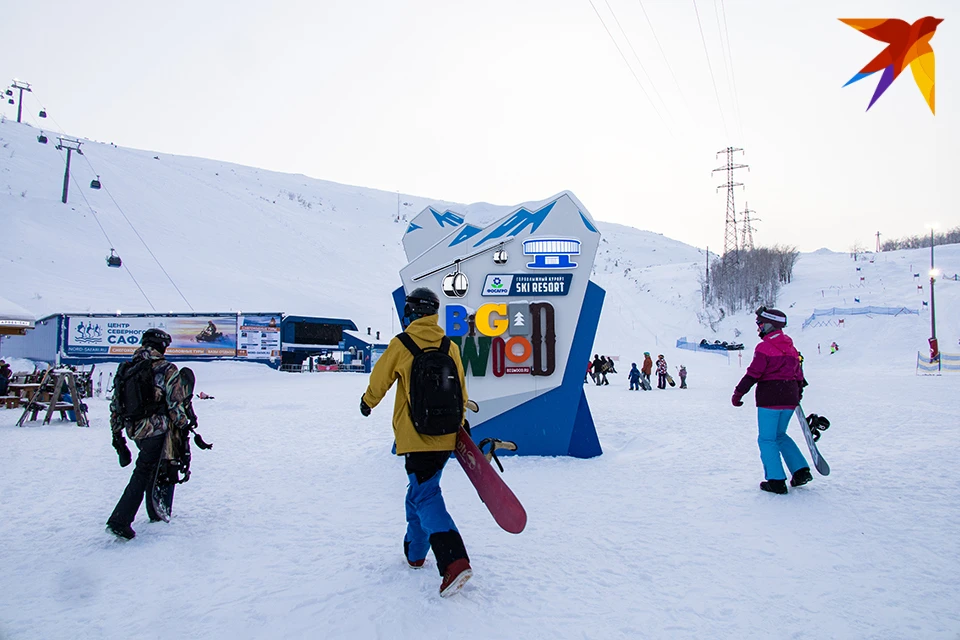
[2,357,958,639]
[2,116,960,639]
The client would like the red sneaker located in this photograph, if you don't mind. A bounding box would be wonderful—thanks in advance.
[407,558,425,569]
[439,558,472,597]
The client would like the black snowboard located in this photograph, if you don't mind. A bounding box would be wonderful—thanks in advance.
[795,404,830,476]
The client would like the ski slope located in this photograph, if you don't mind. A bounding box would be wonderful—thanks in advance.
[2,117,960,639]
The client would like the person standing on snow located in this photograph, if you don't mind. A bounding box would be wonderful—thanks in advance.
[655,355,668,389]
[678,365,688,389]
[592,354,604,386]
[731,307,812,494]
[106,328,191,540]
[628,362,641,390]
[641,352,653,390]
[359,287,473,597]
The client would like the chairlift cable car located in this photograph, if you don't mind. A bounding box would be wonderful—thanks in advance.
[90,175,101,189]
[106,249,122,268]
[37,132,48,144]
[6,99,12,105]
[4,89,11,97]
[39,109,47,118]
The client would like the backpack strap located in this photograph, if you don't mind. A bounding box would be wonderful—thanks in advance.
[439,336,450,354]
[396,332,422,357]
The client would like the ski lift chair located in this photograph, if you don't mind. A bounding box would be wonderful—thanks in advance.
[90,176,101,189]
[6,99,13,105]
[4,89,11,96]
[37,133,48,144]
[39,110,47,118]
[106,249,122,268]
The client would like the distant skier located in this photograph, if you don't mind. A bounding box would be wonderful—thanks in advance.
[830,341,839,354]
[641,352,653,390]
[731,307,812,494]
[359,287,473,597]
[628,363,641,390]
[106,329,191,539]
[678,365,687,389]
[592,355,604,386]
[655,355,668,389]
[585,360,593,385]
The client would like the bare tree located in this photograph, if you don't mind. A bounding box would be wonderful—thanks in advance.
[849,240,866,261]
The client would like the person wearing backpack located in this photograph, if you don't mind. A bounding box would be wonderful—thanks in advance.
[106,328,191,540]
[359,287,473,598]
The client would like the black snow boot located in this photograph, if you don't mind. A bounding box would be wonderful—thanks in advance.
[106,521,136,540]
[790,467,813,487]
[759,479,788,495]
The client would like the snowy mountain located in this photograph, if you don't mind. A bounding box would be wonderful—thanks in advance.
[2,117,960,640]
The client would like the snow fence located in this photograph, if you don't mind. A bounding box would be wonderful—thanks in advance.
[802,306,919,330]
[916,352,960,374]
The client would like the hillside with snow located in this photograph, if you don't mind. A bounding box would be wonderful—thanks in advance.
[2,117,960,640]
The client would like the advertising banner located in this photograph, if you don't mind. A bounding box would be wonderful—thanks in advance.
[65,315,238,356]
[237,315,281,358]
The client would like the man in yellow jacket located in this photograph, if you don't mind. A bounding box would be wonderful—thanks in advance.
[360,287,473,597]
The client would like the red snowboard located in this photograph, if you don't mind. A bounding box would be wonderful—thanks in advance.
[455,425,527,534]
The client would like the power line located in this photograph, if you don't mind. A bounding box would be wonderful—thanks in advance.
[691,0,729,139]
[587,0,672,134]
[635,0,689,107]
[717,0,744,142]
[602,0,673,123]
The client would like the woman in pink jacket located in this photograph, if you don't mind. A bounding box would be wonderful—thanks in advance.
[732,308,811,494]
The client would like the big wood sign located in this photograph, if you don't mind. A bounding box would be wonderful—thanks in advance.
[395,192,605,457]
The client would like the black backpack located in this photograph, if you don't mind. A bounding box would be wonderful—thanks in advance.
[114,358,165,422]
[396,332,464,436]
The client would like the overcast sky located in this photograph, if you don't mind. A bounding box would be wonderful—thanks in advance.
[3,0,957,252]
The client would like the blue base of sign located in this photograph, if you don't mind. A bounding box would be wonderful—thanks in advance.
[470,280,605,458]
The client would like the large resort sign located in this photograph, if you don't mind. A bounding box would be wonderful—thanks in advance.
[395,192,605,458]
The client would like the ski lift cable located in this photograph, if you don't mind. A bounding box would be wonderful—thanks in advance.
[66,165,156,311]
[78,150,195,311]
[22,97,155,311]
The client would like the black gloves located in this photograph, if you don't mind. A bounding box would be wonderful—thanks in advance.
[112,434,132,467]
[360,398,371,417]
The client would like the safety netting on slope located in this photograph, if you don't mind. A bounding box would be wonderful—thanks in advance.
[917,352,960,374]
[801,306,919,329]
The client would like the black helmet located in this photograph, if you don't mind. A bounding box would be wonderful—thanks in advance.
[756,306,787,336]
[404,287,440,320]
[141,328,172,353]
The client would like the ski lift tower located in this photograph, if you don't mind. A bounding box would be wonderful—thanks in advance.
[7,79,32,123]
[55,137,83,204]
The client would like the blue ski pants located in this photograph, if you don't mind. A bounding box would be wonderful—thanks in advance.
[404,452,463,572]
[757,408,808,481]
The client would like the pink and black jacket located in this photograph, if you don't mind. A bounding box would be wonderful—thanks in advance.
[734,331,805,409]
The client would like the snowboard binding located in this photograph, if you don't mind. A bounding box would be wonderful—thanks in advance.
[477,438,519,472]
[805,413,831,442]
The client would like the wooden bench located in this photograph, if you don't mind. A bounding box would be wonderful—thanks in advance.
[24,402,76,422]
[1,396,19,409]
